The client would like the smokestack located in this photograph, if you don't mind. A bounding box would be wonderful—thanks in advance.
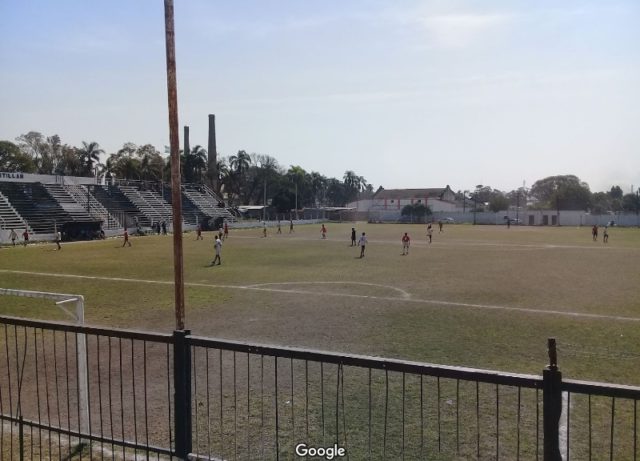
[207,114,218,191]
[183,125,190,157]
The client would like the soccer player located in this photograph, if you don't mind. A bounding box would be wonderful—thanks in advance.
[262,222,267,238]
[196,224,203,240]
[402,232,410,255]
[9,229,17,246]
[427,224,433,244]
[54,231,62,250]
[350,228,356,246]
[321,224,327,239]
[358,232,368,258]
[603,226,609,243]
[277,221,282,234]
[224,222,229,239]
[22,229,29,247]
[592,225,598,241]
[289,219,294,233]
[122,228,131,247]
[212,236,222,265]
[438,220,443,233]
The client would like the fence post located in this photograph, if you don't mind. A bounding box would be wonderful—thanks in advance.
[173,330,192,459]
[543,338,562,461]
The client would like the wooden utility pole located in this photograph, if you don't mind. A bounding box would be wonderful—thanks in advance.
[164,0,185,330]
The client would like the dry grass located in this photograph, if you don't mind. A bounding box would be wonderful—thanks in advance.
[1,222,639,384]
[1,223,639,459]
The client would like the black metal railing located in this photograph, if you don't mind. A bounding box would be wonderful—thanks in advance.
[0,315,638,460]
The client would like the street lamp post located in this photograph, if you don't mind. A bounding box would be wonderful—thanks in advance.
[555,185,560,226]
[473,185,483,225]
[263,178,267,222]
[473,194,477,225]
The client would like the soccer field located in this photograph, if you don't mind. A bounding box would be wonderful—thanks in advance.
[1,222,639,386]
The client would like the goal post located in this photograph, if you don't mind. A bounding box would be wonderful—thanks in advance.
[0,288,89,443]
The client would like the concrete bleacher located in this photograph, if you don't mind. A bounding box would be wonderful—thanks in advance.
[160,186,202,226]
[64,184,121,230]
[0,182,74,234]
[182,184,236,226]
[91,185,149,228]
[0,190,30,231]
[0,173,240,238]
[118,185,175,227]
[42,184,98,223]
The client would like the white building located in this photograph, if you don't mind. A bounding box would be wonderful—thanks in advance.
[347,186,458,221]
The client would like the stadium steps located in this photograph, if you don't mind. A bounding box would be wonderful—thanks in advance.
[0,182,74,234]
[182,184,237,225]
[118,185,177,227]
[64,185,121,230]
[161,186,203,226]
[91,185,150,228]
[0,190,31,231]
[42,184,99,222]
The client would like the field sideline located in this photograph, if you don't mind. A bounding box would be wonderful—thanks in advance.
[1,222,639,386]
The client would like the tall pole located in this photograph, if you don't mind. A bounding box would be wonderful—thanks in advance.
[263,179,267,222]
[164,0,185,330]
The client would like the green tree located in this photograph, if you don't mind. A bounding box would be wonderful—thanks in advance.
[182,145,207,183]
[530,175,591,210]
[106,143,141,180]
[216,158,230,197]
[286,165,308,208]
[607,185,624,211]
[590,192,610,214]
[55,145,83,176]
[609,185,623,200]
[489,194,510,213]
[325,178,347,206]
[622,193,640,214]
[76,141,104,176]
[0,140,36,172]
[15,131,47,172]
[309,171,328,206]
[137,144,164,181]
[401,203,432,223]
[228,150,252,202]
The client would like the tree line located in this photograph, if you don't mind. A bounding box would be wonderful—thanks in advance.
[1,132,638,213]
[0,131,372,211]
[458,175,640,214]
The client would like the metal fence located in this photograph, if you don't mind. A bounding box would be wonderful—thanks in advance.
[0,315,638,460]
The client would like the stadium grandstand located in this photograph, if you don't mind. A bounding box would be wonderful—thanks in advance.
[0,173,236,242]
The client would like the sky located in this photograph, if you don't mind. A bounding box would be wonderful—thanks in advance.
[1,0,639,194]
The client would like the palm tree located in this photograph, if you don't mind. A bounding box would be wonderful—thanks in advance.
[343,170,361,202]
[181,145,207,183]
[309,172,328,206]
[216,158,230,198]
[229,150,251,176]
[137,144,164,181]
[228,150,252,201]
[77,141,104,176]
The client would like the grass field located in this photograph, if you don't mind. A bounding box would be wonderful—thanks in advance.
[1,222,639,386]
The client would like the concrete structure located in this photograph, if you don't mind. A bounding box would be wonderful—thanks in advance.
[207,114,217,191]
[348,186,458,221]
